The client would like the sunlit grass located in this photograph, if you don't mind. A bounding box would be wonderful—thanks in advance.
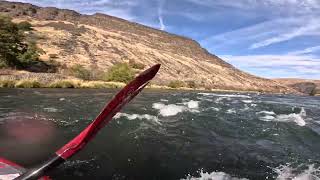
[0,80,16,88]
[15,79,42,88]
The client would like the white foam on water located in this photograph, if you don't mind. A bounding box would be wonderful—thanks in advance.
[181,170,248,180]
[152,103,165,110]
[214,97,224,103]
[273,164,320,180]
[152,103,186,116]
[197,97,214,102]
[160,99,169,102]
[259,115,275,121]
[43,107,59,113]
[114,113,161,124]
[250,103,257,107]
[226,109,236,114]
[183,100,199,109]
[257,111,276,115]
[241,104,251,111]
[181,164,320,180]
[198,93,251,98]
[258,108,308,126]
[276,112,306,127]
[242,100,253,103]
[211,107,220,111]
[152,100,200,117]
[63,158,96,168]
[46,117,79,126]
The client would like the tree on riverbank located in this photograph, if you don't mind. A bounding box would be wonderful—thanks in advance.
[0,15,54,72]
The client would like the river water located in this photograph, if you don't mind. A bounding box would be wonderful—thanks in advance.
[0,89,320,180]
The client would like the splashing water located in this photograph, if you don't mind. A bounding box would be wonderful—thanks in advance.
[181,170,248,180]
[152,100,200,117]
[114,113,161,124]
[258,108,308,126]
[273,164,320,180]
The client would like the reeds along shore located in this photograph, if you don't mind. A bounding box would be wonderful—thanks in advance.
[0,79,125,89]
[2,78,311,97]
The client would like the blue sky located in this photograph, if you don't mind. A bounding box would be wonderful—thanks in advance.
[8,0,320,79]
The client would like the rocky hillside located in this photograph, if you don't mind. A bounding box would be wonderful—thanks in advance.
[0,0,297,93]
[275,79,320,96]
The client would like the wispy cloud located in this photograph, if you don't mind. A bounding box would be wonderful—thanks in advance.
[157,0,166,30]
[249,19,320,49]
[185,0,320,15]
[201,16,320,52]
[289,45,320,55]
[221,54,320,79]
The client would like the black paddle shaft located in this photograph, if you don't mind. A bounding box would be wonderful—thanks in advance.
[14,155,64,180]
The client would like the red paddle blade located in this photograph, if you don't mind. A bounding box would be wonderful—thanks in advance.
[56,64,161,159]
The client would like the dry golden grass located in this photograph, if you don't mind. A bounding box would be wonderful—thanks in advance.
[80,81,125,89]
[49,79,82,88]
[0,79,16,88]
[15,79,42,88]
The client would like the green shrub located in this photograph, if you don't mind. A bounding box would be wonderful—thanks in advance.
[0,61,8,69]
[15,80,41,88]
[49,80,79,88]
[88,65,104,80]
[18,42,41,66]
[102,63,134,83]
[0,80,16,88]
[69,64,91,80]
[17,21,33,31]
[0,16,45,69]
[129,60,145,70]
[168,80,185,88]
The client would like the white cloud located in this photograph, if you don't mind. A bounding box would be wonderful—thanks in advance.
[201,16,320,51]
[249,19,320,49]
[289,45,320,55]
[187,0,320,51]
[220,54,320,78]
[186,0,320,14]
[221,54,319,66]
[157,0,166,30]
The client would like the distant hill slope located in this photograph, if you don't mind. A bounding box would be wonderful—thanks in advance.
[0,0,297,93]
[275,78,320,95]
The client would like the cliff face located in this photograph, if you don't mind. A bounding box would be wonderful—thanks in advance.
[275,79,320,96]
[0,0,297,93]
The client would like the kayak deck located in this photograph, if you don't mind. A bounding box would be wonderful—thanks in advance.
[0,158,50,180]
[0,158,23,180]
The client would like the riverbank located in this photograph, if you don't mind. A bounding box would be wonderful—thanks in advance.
[0,78,309,97]
[0,69,307,95]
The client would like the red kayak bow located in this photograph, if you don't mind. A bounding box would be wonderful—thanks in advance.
[13,64,160,180]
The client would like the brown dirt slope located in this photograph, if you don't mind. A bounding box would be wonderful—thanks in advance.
[275,78,320,95]
[0,0,297,93]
